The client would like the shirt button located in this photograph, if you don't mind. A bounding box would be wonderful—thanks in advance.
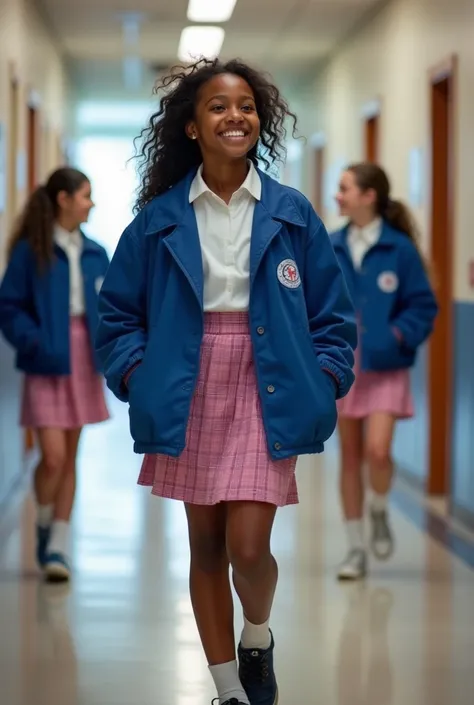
[267,385,275,394]
[274,442,282,451]
[257,326,265,335]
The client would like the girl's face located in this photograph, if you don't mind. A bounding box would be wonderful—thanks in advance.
[186,73,261,162]
[57,180,94,229]
[335,170,377,220]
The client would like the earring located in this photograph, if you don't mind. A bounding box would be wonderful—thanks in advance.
[191,134,197,140]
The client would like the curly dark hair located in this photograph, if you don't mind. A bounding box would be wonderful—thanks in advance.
[133,58,298,212]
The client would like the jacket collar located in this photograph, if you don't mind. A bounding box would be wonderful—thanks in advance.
[332,220,403,250]
[144,166,306,236]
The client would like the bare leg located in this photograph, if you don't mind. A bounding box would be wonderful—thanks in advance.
[185,502,235,666]
[338,418,365,520]
[54,428,82,521]
[226,501,277,626]
[365,413,397,560]
[365,413,397,497]
[34,429,67,506]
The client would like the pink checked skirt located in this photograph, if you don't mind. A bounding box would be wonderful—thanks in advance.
[138,312,298,507]
[20,316,109,429]
[337,344,414,420]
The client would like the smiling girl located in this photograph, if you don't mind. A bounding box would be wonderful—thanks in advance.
[96,59,357,705]
[0,167,110,582]
[332,163,438,581]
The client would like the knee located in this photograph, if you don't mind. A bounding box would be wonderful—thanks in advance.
[366,443,392,468]
[189,531,227,573]
[227,539,271,580]
[41,451,66,477]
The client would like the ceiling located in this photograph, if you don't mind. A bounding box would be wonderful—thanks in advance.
[37,0,386,100]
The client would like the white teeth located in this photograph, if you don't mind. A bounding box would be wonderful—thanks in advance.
[221,131,246,137]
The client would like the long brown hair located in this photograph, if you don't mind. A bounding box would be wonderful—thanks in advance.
[8,167,89,268]
[347,162,420,240]
[346,161,432,277]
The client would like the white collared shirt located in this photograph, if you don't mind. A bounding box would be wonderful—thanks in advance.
[189,161,262,312]
[347,217,382,269]
[54,224,85,315]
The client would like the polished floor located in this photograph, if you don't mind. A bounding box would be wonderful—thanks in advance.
[1,396,473,705]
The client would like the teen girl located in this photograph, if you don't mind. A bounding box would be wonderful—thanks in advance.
[0,167,110,582]
[96,58,357,705]
[332,162,438,580]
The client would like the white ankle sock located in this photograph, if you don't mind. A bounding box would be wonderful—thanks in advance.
[371,492,388,512]
[209,660,250,705]
[241,616,271,650]
[37,504,53,528]
[48,521,70,555]
[346,519,364,551]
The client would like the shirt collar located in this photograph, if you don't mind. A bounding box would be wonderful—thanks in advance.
[348,217,382,246]
[54,224,82,249]
[189,160,262,204]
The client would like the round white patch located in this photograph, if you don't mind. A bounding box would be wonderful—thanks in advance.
[277,259,301,289]
[95,276,105,294]
[377,271,399,293]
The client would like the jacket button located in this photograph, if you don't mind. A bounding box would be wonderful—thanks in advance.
[267,385,275,393]
[257,326,265,335]
[274,442,282,451]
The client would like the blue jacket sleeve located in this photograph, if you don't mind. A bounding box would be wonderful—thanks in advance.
[392,242,438,349]
[0,242,40,354]
[95,223,148,402]
[304,214,357,399]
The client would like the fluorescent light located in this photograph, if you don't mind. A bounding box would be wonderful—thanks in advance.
[187,0,237,22]
[178,26,225,63]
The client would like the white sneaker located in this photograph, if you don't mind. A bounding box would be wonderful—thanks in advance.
[337,549,367,580]
[370,509,394,560]
[44,552,71,583]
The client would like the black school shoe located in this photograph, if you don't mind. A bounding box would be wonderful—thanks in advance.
[238,632,278,705]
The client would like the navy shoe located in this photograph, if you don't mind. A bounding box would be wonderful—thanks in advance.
[36,525,51,568]
[238,632,278,705]
[44,552,71,583]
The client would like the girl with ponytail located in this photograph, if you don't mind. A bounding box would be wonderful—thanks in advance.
[0,167,110,582]
[331,162,438,580]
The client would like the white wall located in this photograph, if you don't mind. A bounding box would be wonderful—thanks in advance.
[0,0,70,263]
[295,0,474,302]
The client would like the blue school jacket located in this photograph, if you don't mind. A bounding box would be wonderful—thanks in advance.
[96,168,357,460]
[0,234,110,375]
[331,222,438,372]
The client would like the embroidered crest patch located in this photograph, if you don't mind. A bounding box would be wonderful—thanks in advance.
[277,259,301,289]
[377,271,399,293]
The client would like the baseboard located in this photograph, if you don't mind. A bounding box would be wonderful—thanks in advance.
[396,464,426,493]
[450,501,474,533]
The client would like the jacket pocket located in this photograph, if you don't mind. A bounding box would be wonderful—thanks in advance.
[127,362,154,444]
[297,328,338,445]
[365,326,413,371]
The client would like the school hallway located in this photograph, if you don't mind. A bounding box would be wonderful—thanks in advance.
[0,393,472,705]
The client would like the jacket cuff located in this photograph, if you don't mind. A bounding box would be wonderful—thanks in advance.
[322,369,339,396]
[119,353,144,398]
[123,362,141,389]
[320,359,349,398]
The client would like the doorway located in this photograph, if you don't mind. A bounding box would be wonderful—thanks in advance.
[7,76,20,229]
[27,104,39,194]
[313,146,325,215]
[427,57,456,495]
[364,114,380,164]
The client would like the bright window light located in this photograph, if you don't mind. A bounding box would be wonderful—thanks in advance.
[178,26,225,63]
[187,0,237,22]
